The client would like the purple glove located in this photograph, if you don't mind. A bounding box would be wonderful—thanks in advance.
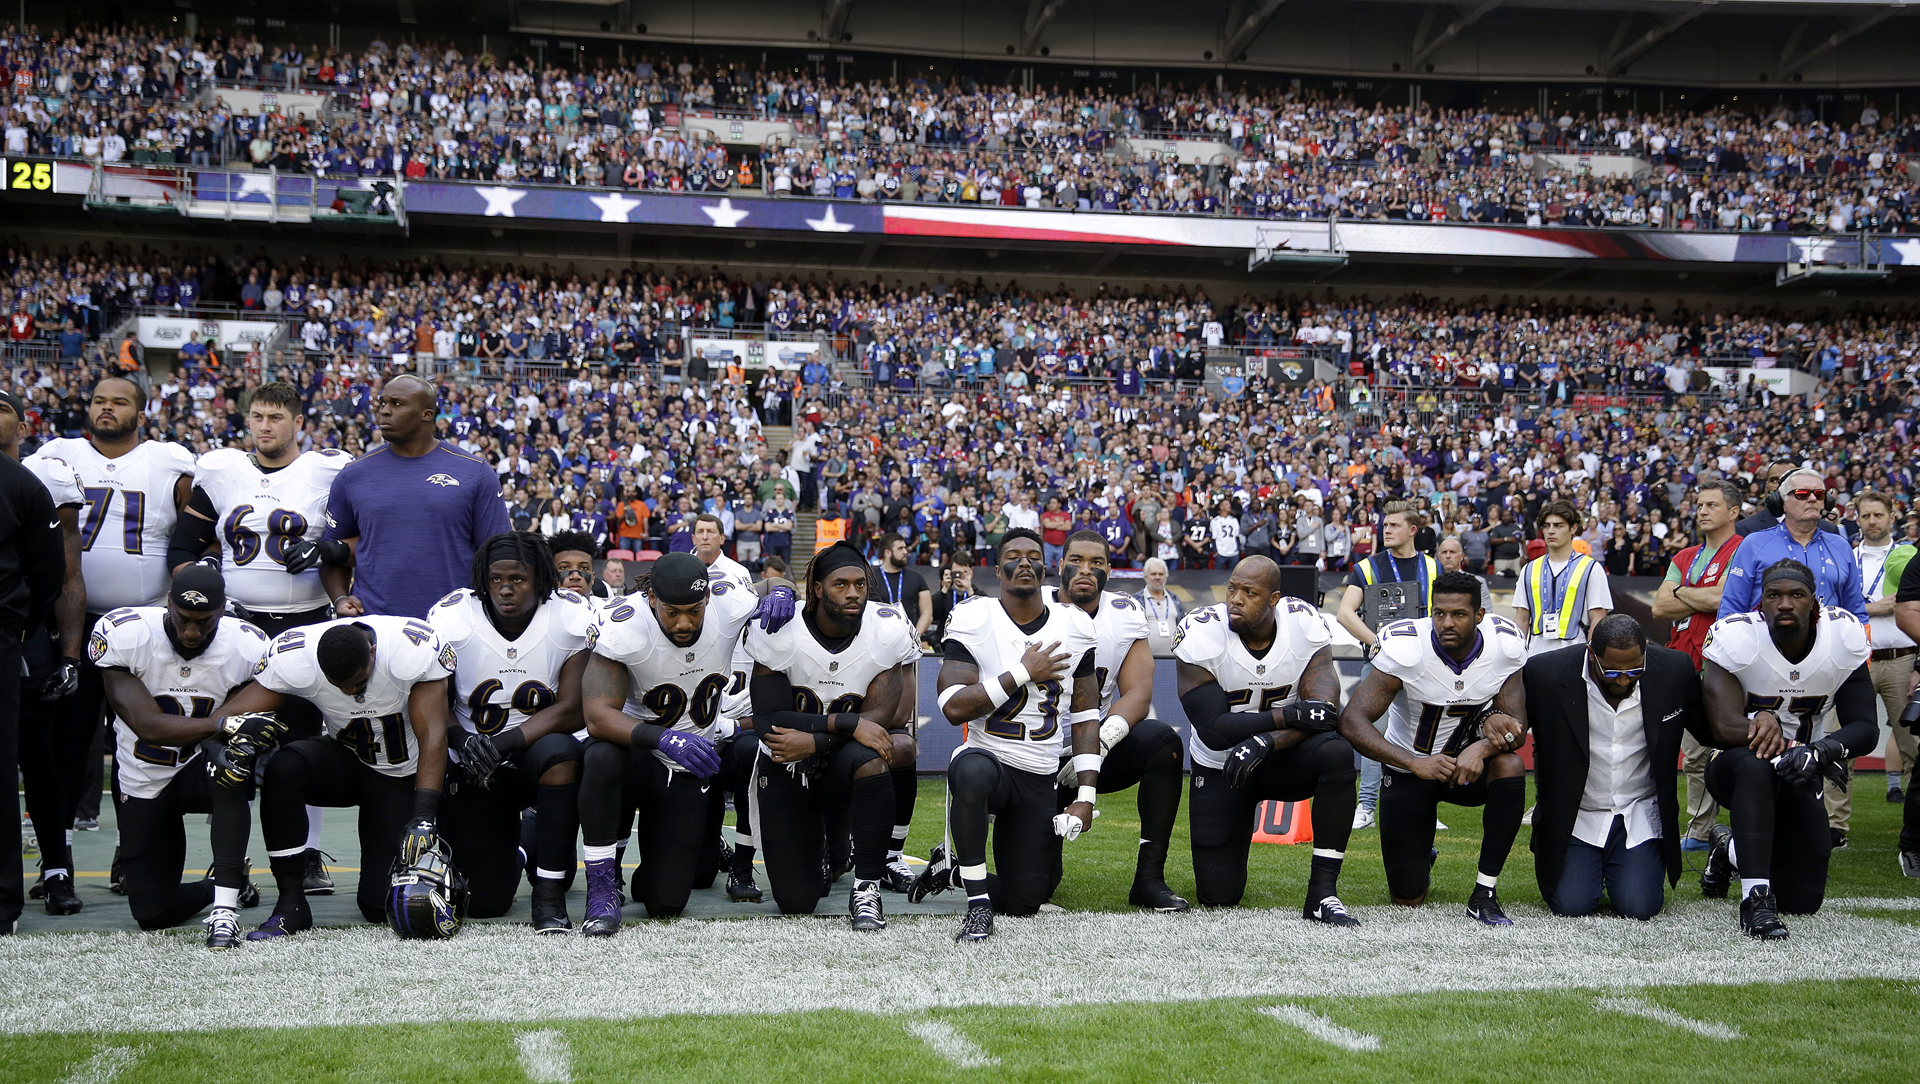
[754,585,798,633]
[656,730,722,777]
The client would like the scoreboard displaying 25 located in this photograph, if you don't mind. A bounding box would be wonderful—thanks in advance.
[1,157,59,195]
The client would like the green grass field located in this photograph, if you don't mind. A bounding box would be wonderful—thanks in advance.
[6,775,1920,1083]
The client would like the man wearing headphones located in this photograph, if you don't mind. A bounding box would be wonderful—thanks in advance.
[1735,462,1844,540]
[1718,467,1865,624]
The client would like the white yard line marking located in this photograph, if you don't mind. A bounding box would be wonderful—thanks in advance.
[1594,996,1742,1040]
[906,1020,1000,1068]
[516,1029,572,1083]
[1256,1006,1381,1052]
[63,1046,139,1084]
[3,898,1919,1035]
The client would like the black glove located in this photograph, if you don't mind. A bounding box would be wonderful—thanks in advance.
[1224,732,1275,789]
[1774,737,1849,795]
[39,658,80,702]
[457,729,503,788]
[204,733,267,790]
[1280,699,1339,733]
[399,788,441,864]
[220,711,288,745]
[281,537,351,575]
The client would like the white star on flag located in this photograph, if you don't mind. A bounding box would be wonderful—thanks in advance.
[1888,239,1920,266]
[588,191,642,223]
[235,173,275,200]
[805,205,856,232]
[476,186,527,217]
[1789,236,1834,264]
[701,198,750,227]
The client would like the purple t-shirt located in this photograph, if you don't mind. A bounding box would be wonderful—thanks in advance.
[324,441,513,618]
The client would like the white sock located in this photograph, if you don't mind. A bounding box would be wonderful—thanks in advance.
[534,867,570,881]
[304,806,325,851]
[1475,872,1498,888]
[1726,837,1740,869]
[43,867,68,880]
[213,886,241,910]
[583,845,617,863]
[1741,877,1772,898]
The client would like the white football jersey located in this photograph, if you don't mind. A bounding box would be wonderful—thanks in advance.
[253,615,458,777]
[943,596,1099,775]
[1173,599,1331,770]
[87,606,270,799]
[746,602,920,744]
[1048,587,1150,714]
[22,453,83,508]
[1702,606,1871,743]
[429,588,594,738]
[195,447,350,613]
[1373,614,1527,757]
[30,438,195,612]
[705,553,758,723]
[590,579,758,769]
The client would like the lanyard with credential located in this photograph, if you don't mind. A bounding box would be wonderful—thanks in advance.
[882,571,904,606]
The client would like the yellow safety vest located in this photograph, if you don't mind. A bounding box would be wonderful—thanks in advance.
[1525,553,1594,638]
[1358,552,1438,613]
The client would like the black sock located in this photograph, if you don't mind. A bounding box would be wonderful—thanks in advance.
[1307,853,1344,901]
[890,765,918,854]
[267,854,311,921]
[1479,776,1526,881]
[1134,744,1183,883]
[208,787,252,889]
[850,773,892,882]
[534,783,581,879]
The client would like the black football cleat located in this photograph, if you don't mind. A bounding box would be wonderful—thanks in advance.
[27,872,45,901]
[303,849,336,895]
[1739,886,1789,940]
[908,843,954,903]
[1829,829,1849,851]
[109,847,126,895]
[1699,824,1734,899]
[42,873,82,916]
[531,879,572,934]
[726,867,763,903]
[1466,884,1513,927]
[1128,877,1191,913]
[246,912,311,941]
[954,900,994,942]
[849,880,887,931]
[1304,894,1361,927]
[581,859,622,937]
[881,855,917,895]
[205,908,242,951]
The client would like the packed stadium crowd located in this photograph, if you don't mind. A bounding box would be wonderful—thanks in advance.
[3,24,1917,230]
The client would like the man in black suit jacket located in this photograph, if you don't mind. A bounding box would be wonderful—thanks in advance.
[1506,614,1742,919]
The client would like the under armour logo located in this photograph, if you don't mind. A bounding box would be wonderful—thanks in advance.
[426,473,461,487]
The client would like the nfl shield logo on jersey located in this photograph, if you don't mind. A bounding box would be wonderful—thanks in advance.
[1255,664,1266,675]
[180,666,192,679]
[505,648,517,660]
[685,652,697,663]
[1790,670,1800,682]
[1454,680,1464,690]
[829,660,839,672]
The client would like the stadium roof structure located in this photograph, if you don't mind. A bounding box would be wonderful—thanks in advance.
[486,0,1920,88]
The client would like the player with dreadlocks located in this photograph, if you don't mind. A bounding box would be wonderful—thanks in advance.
[428,531,595,933]
[744,541,919,927]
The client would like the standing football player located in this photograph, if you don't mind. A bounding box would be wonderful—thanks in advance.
[691,511,796,903]
[28,374,195,874]
[91,565,270,948]
[207,615,457,938]
[576,552,760,933]
[430,532,593,932]
[168,381,351,898]
[0,391,89,916]
[1338,571,1530,925]
[910,528,1102,942]
[1048,530,1189,912]
[745,542,916,927]
[1698,560,1875,939]
[1176,555,1359,924]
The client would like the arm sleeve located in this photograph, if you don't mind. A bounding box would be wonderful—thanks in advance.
[1179,679,1278,751]
[942,638,977,667]
[748,670,835,737]
[166,486,221,570]
[1830,664,1880,758]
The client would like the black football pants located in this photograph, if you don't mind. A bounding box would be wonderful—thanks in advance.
[438,732,583,917]
[1048,717,1185,898]
[261,738,415,924]
[749,738,892,915]
[947,748,1056,916]
[579,740,710,919]
[113,753,253,930]
[1188,730,1357,908]
[1706,746,1831,914]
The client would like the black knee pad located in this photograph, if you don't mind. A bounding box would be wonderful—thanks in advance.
[522,732,584,779]
[948,750,1000,799]
[582,738,627,776]
[831,739,883,783]
[1312,734,1359,782]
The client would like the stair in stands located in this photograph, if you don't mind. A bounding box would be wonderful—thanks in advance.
[792,510,818,583]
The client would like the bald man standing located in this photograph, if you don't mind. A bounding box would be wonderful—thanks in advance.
[323,375,512,619]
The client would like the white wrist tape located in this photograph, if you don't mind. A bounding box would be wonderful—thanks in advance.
[1099,716,1131,755]
[1070,753,1103,776]
[985,678,1011,709]
[1006,662,1031,688]
[1068,708,1100,726]
[936,685,965,713]
[1076,785,1098,806]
